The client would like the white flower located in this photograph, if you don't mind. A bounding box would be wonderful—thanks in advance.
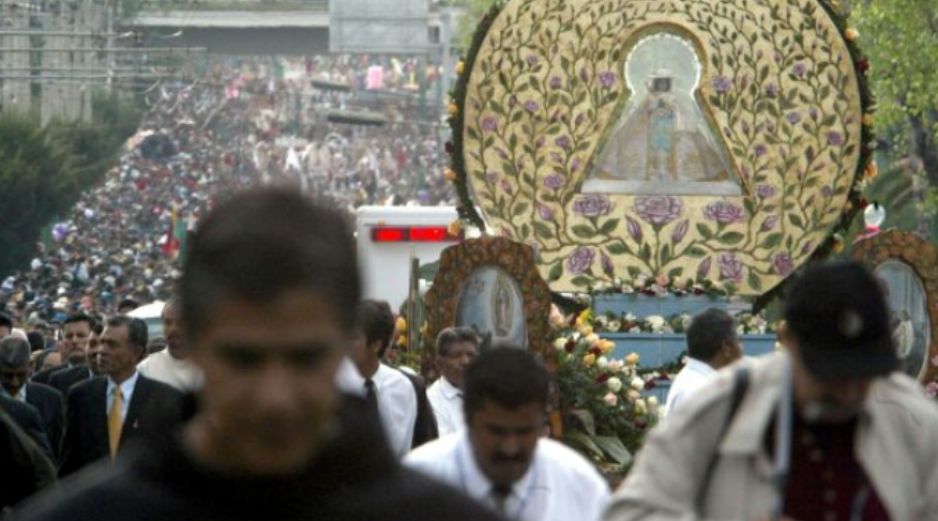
[630,376,645,391]
[603,392,618,406]
[607,359,623,372]
[647,396,659,409]
[624,313,637,322]
[607,377,623,393]
[553,337,568,350]
[736,324,745,335]
[608,320,621,332]
[597,356,609,369]
[634,398,648,415]
[628,326,641,334]
[646,315,666,330]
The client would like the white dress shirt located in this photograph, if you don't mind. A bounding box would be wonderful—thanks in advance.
[335,359,417,458]
[106,371,140,422]
[405,432,610,521]
[663,357,716,417]
[426,376,464,436]
[137,349,202,391]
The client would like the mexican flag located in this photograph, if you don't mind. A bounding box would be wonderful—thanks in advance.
[162,208,187,260]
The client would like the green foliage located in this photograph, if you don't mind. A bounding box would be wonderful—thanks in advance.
[0,92,142,279]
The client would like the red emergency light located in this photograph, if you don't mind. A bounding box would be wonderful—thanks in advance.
[371,226,462,243]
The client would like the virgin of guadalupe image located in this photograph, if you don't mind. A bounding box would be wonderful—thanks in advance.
[454,266,527,348]
[585,33,739,195]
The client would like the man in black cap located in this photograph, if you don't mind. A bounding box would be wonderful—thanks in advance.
[12,188,504,521]
[606,259,938,521]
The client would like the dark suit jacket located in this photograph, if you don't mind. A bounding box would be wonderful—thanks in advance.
[60,374,186,476]
[48,366,94,398]
[399,370,438,449]
[0,409,56,509]
[25,382,65,458]
[0,394,55,462]
[30,365,64,386]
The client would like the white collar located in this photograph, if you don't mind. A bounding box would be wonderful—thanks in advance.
[457,432,539,510]
[107,370,140,398]
[439,376,462,399]
[684,357,716,375]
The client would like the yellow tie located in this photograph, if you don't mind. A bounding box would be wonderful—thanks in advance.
[108,386,124,459]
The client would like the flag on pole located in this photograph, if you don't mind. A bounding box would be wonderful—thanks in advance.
[162,207,187,260]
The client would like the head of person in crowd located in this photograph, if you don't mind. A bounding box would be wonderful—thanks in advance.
[179,187,360,477]
[99,315,148,384]
[86,320,105,375]
[60,313,93,366]
[26,331,45,352]
[780,259,898,424]
[0,335,32,398]
[0,312,12,338]
[35,349,62,373]
[161,298,186,360]
[350,299,394,379]
[435,327,479,390]
[463,346,549,492]
[118,298,140,315]
[686,308,743,370]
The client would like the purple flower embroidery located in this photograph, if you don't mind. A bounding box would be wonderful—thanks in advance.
[786,112,801,125]
[573,194,614,218]
[481,117,498,132]
[809,107,819,120]
[773,253,794,277]
[543,174,565,190]
[754,144,768,157]
[500,180,513,194]
[827,131,844,146]
[671,219,689,243]
[634,196,683,226]
[601,252,615,277]
[526,55,539,66]
[598,71,616,88]
[555,136,571,149]
[704,201,744,224]
[821,185,833,197]
[571,158,581,172]
[697,257,713,280]
[537,204,554,221]
[719,254,745,283]
[712,75,732,93]
[761,215,779,231]
[792,62,807,77]
[757,184,776,199]
[626,217,643,243]
[765,83,779,97]
[485,172,499,185]
[535,136,546,148]
[524,100,539,113]
[550,76,563,89]
[567,247,595,275]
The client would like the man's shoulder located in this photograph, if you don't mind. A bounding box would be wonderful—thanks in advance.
[0,394,40,419]
[136,373,184,397]
[873,372,938,426]
[404,432,461,467]
[26,382,63,402]
[536,437,607,484]
[364,465,504,521]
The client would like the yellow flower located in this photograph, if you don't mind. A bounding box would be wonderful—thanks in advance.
[448,103,459,118]
[396,334,407,347]
[582,353,596,367]
[576,308,592,324]
[600,339,616,355]
[455,61,465,76]
[864,161,878,180]
[625,352,640,366]
[585,333,600,346]
[447,219,463,237]
[443,167,457,182]
[862,113,874,127]
[845,28,860,42]
[395,317,407,333]
[579,325,594,337]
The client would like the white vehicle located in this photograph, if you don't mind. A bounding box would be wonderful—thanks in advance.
[356,206,462,309]
[127,301,166,341]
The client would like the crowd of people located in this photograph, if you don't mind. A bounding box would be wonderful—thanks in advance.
[2,188,937,521]
[0,54,453,326]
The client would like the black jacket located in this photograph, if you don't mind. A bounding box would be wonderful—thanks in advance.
[24,383,65,458]
[13,395,506,521]
[0,409,56,510]
[0,394,54,462]
[29,365,62,386]
[399,370,439,449]
[59,375,186,476]
[48,366,94,398]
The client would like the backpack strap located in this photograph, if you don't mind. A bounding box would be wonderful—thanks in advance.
[695,366,751,513]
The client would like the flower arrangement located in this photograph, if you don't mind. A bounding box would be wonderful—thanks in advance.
[551,315,659,475]
[577,308,774,335]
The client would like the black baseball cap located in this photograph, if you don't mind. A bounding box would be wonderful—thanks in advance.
[784,259,899,380]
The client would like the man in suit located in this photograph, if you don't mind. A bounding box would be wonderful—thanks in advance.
[47,321,103,397]
[0,392,54,462]
[32,313,93,387]
[0,408,56,510]
[60,315,185,476]
[0,336,65,458]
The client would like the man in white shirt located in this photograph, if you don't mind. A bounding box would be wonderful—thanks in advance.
[405,346,610,521]
[137,298,202,391]
[426,327,478,436]
[348,299,417,458]
[663,307,742,416]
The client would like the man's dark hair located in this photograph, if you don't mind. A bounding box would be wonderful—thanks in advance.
[463,345,549,419]
[436,327,479,357]
[0,312,12,331]
[180,188,361,341]
[91,319,104,336]
[0,336,31,368]
[106,315,148,352]
[357,299,395,358]
[686,308,737,362]
[63,313,93,329]
[118,298,139,312]
[26,331,45,352]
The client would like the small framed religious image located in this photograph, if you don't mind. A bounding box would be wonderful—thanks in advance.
[853,230,938,383]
